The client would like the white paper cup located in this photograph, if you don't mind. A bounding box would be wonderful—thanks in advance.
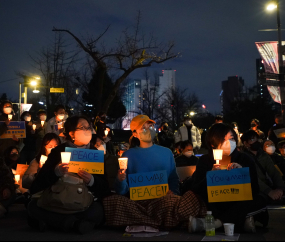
[8,114,13,120]
[61,152,71,164]
[40,155,48,167]
[32,124,36,130]
[224,223,235,236]
[118,158,128,170]
[15,175,20,184]
[41,121,45,126]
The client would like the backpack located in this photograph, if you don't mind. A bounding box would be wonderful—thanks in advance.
[37,173,94,214]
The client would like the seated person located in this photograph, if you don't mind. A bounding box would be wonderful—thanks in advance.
[263,140,285,178]
[242,130,285,203]
[191,124,266,233]
[22,133,61,190]
[103,115,207,230]
[0,157,16,218]
[175,140,199,167]
[4,146,20,172]
[28,116,110,234]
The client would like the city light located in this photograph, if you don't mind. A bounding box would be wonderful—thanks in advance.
[267,3,277,11]
[38,102,44,105]
[202,105,206,109]
[190,111,195,116]
[33,89,40,93]
[30,81,37,86]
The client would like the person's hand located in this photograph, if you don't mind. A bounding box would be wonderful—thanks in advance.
[78,170,92,184]
[57,163,69,175]
[268,189,283,200]
[212,164,221,171]
[12,135,19,142]
[5,119,10,126]
[118,169,127,182]
[227,163,242,170]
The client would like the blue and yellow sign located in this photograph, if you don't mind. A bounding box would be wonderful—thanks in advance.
[0,121,26,139]
[128,170,169,201]
[65,147,104,175]
[207,168,253,203]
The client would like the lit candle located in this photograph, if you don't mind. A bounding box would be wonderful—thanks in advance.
[118,158,128,170]
[58,122,63,130]
[15,175,20,184]
[32,124,36,130]
[40,155,48,167]
[8,114,13,120]
[61,152,71,164]
[104,130,109,136]
[213,149,223,165]
[41,121,45,126]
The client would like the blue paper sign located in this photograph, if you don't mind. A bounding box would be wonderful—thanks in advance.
[128,170,169,201]
[0,121,26,139]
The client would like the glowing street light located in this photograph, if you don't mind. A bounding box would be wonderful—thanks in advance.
[267,2,277,11]
[190,111,195,116]
[30,81,37,86]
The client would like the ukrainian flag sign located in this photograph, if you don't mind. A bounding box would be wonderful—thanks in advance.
[207,168,253,203]
[65,147,104,175]
[128,170,169,201]
[0,122,26,139]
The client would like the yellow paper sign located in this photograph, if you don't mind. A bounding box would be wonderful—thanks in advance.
[128,170,169,201]
[50,88,64,93]
[207,168,253,203]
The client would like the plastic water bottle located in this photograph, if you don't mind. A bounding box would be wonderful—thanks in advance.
[205,211,215,236]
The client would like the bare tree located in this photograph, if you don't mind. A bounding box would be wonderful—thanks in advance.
[52,11,178,114]
[29,33,80,115]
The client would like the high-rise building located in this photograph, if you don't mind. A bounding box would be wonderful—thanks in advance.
[158,69,176,97]
[221,76,245,115]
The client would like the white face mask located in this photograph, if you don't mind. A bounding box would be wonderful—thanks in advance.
[46,148,53,155]
[3,107,12,114]
[64,114,68,120]
[265,146,276,155]
[24,116,31,122]
[98,144,106,155]
[74,130,92,146]
[221,140,237,156]
[40,115,47,121]
[185,121,192,126]
[184,151,193,158]
[57,114,65,120]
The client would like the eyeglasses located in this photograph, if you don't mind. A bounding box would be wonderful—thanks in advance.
[76,126,92,131]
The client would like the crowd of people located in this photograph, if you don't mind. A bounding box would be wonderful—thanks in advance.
[0,99,284,235]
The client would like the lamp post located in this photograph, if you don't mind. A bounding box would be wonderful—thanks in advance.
[267,0,285,122]
[23,75,40,104]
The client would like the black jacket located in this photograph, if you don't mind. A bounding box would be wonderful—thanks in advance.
[192,149,260,203]
[30,143,110,200]
[175,154,198,167]
[158,130,174,150]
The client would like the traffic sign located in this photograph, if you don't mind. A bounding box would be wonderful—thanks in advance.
[50,88,64,93]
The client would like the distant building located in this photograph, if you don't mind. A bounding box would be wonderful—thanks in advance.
[158,69,176,97]
[221,76,245,115]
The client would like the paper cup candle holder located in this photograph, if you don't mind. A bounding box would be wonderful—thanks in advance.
[40,155,48,167]
[15,175,20,184]
[8,114,13,120]
[213,149,223,165]
[118,158,128,170]
[61,152,72,164]
[32,124,37,130]
[41,121,45,126]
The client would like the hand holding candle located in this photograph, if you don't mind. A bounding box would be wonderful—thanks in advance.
[213,149,223,165]
[118,158,128,173]
[40,155,48,167]
[41,121,45,126]
[61,152,71,164]
[8,114,13,120]
[15,175,20,184]
[32,124,36,131]
[104,130,109,137]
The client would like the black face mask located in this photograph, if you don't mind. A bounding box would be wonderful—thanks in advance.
[250,141,261,151]
[251,123,256,128]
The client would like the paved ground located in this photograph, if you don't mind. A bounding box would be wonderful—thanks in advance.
[0,205,284,241]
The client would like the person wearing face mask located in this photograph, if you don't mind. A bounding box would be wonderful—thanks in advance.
[103,115,207,230]
[34,110,47,153]
[175,116,201,154]
[45,105,66,143]
[158,122,175,150]
[190,124,266,233]
[29,116,109,234]
[0,101,19,156]
[22,133,61,190]
[250,119,265,141]
[242,130,285,205]
[268,114,285,147]
[175,140,198,167]
[263,140,285,180]
[4,146,21,171]
[20,111,36,165]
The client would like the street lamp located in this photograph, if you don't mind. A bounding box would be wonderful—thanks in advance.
[266,0,285,122]
[190,111,195,116]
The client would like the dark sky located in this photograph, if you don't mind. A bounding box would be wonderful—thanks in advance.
[1,0,284,113]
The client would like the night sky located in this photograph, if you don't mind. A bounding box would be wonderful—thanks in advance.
[1,0,284,113]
